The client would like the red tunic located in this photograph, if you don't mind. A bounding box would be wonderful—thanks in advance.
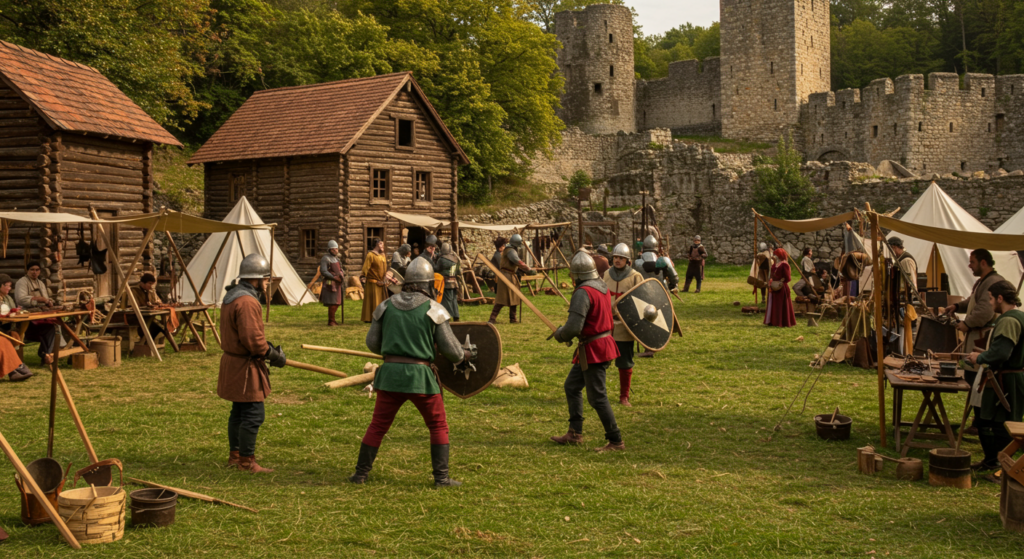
[764,261,797,327]
[575,285,620,365]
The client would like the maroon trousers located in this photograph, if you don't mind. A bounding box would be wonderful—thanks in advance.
[362,390,449,447]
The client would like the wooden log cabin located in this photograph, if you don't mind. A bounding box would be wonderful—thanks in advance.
[0,41,182,301]
[189,72,469,278]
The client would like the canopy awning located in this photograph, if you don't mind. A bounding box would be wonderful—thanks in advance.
[878,215,1024,251]
[0,211,97,224]
[460,222,528,232]
[757,212,857,233]
[385,211,447,230]
[106,210,273,233]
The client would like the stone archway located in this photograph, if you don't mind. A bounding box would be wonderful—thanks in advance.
[812,147,850,163]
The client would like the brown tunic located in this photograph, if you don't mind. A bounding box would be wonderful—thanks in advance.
[218,291,271,403]
[496,246,523,306]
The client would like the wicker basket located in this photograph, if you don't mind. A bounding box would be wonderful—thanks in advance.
[57,458,125,545]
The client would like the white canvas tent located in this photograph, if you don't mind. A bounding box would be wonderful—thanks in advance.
[996,205,1024,236]
[887,183,1022,297]
[178,197,317,306]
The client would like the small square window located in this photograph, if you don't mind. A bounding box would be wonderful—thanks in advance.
[397,119,414,147]
[414,171,432,202]
[372,169,390,200]
[229,173,246,203]
[301,229,317,259]
[594,83,603,94]
[366,227,384,253]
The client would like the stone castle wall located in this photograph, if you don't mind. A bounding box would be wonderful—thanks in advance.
[803,73,1024,175]
[635,58,722,136]
[554,5,635,134]
[530,127,673,185]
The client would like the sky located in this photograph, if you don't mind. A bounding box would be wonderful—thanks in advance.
[626,0,720,36]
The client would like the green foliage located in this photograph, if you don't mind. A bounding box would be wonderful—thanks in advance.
[831,18,942,90]
[674,135,772,155]
[751,133,819,220]
[635,22,720,80]
[565,169,591,198]
[646,141,665,151]
[153,146,205,215]
[526,0,628,34]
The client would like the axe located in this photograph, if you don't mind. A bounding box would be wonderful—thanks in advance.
[475,253,571,347]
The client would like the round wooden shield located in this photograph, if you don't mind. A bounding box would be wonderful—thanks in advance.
[386,268,404,295]
[435,322,502,399]
[614,278,675,352]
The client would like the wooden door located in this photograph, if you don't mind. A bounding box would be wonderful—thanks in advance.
[93,210,119,298]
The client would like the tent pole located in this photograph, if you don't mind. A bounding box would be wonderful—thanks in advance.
[94,208,164,362]
[266,225,275,323]
[753,210,759,306]
[166,230,221,347]
[47,332,57,458]
[198,232,231,302]
[870,212,887,447]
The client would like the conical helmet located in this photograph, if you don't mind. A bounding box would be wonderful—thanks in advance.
[642,235,658,251]
[570,250,599,282]
[612,243,631,260]
[509,234,524,248]
[405,257,435,284]
[238,253,270,279]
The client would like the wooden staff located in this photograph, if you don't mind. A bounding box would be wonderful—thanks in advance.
[302,344,382,360]
[870,212,887,447]
[324,371,376,389]
[284,359,347,379]
[128,478,257,513]
[475,253,569,343]
[0,430,81,548]
[0,330,23,345]
[54,365,99,464]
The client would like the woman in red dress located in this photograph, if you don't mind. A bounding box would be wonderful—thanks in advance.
[764,248,797,327]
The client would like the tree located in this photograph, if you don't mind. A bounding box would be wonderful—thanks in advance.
[526,0,627,34]
[831,18,941,90]
[566,169,591,198]
[635,22,719,80]
[751,134,819,220]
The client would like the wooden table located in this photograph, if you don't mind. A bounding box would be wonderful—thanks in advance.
[887,370,971,457]
[0,309,91,360]
[114,304,214,355]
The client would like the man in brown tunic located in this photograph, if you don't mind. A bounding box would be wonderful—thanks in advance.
[488,234,533,324]
[219,254,286,473]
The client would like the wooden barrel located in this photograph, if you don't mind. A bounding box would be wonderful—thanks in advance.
[928,448,972,489]
[1002,473,1024,533]
[57,486,125,545]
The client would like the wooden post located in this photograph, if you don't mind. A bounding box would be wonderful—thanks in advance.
[870,212,888,447]
[55,366,99,464]
[95,208,164,362]
[0,430,81,548]
[166,230,221,347]
[47,336,57,458]
[197,231,231,302]
[266,225,275,323]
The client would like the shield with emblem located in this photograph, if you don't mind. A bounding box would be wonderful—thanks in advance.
[614,277,676,351]
[434,322,502,399]
[386,268,404,295]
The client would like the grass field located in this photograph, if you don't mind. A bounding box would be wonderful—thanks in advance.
[0,264,1021,557]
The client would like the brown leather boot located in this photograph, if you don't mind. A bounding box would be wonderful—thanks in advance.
[509,306,519,324]
[228,450,240,469]
[327,305,338,326]
[550,430,583,445]
[594,441,625,453]
[487,305,502,324]
[618,368,632,407]
[238,455,274,473]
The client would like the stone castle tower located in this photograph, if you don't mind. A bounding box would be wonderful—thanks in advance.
[720,0,830,142]
[555,4,636,135]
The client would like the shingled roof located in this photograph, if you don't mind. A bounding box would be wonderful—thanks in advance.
[188,72,468,165]
[0,40,181,146]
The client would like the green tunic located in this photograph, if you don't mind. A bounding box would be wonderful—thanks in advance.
[976,309,1024,423]
[373,299,440,395]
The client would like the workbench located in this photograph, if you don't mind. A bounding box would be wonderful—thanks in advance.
[113,304,214,355]
[0,309,92,361]
[887,369,971,457]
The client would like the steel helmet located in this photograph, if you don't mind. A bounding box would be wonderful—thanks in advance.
[612,243,631,260]
[404,256,435,284]
[238,253,271,279]
[440,242,455,257]
[596,244,610,257]
[642,235,658,251]
[758,242,768,252]
[509,234,524,249]
[694,235,701,242]
[425,235,439,248]
[570,250,599,282]
[327,240,339,250]
[399,244,411,255]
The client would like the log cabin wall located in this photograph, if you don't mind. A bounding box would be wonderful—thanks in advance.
[0,82,46,283]
[344,89,456,272]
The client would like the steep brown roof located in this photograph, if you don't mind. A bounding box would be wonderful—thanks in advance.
[188,72,468,165]
[0,40,181,146]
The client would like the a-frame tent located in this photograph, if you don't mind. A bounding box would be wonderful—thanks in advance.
[178,197,317,306]
[888,183,1022,297]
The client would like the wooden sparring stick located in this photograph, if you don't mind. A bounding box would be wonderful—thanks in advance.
[302,344,382,360]
[0,430,81,548]
[474,253,569,345]
[128,478,258,513]
[283,359,347,379]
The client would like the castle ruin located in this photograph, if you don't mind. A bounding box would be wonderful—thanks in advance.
[555,2,1024,175]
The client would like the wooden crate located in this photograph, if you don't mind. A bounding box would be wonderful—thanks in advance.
[72,352,99,370]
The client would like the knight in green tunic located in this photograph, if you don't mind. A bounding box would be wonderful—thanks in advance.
[966,280,1024,474]
[349,257,470,487]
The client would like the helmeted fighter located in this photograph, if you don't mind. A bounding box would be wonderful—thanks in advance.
[488,234,534,324]
[633,235,678,292]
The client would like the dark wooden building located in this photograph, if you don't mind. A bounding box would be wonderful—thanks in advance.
[189,72,469,277]
[0,40,182,300]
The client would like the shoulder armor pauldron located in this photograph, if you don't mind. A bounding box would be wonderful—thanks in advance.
[372,300,390,321]
[427,300,451,324]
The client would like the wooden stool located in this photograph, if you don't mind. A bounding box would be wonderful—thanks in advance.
[999,422,1024,533]
[999,421,1024,486]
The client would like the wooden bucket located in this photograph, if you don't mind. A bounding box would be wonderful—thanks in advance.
[89,336,121,367]
[1001,472,1024,533]
[928,448,972,489]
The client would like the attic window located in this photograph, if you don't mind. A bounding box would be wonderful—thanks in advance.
[594,83,603,94]
[397,119,415,148]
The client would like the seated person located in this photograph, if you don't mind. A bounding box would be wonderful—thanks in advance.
[13,262,60,364]
[793,268,829,302]
[0,273,32,381]
[130,273,166,342]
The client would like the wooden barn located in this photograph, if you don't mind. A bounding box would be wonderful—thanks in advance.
[0,40,182,301]
[188,72,469,278]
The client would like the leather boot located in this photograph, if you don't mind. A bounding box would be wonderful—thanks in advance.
[7,364,32,382]
[509,306,519,324]
[431,444,462,487]
[487,305,502,324]
[228,450,240,469]
[618,368,632,407]
[238,455,274,473]
[594,440,626,453]
[0,525,8,544]
[349,443,379,484]
[328,305,338,326]
[972,428,1000,471]
[549,429,583,445]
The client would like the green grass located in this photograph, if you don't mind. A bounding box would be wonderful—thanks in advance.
[153,145,204,215]
[673,136,773,154]
[0,264,1020,557]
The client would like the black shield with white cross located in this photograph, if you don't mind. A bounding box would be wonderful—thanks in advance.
[614,278,675,352]
[434,322,503,399]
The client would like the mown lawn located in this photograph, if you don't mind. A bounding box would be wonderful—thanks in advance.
[0,264,1020,557]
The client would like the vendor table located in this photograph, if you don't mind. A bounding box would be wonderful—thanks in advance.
[115,304,214,354]
[0,309,91,360]
[887,369,971,457]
